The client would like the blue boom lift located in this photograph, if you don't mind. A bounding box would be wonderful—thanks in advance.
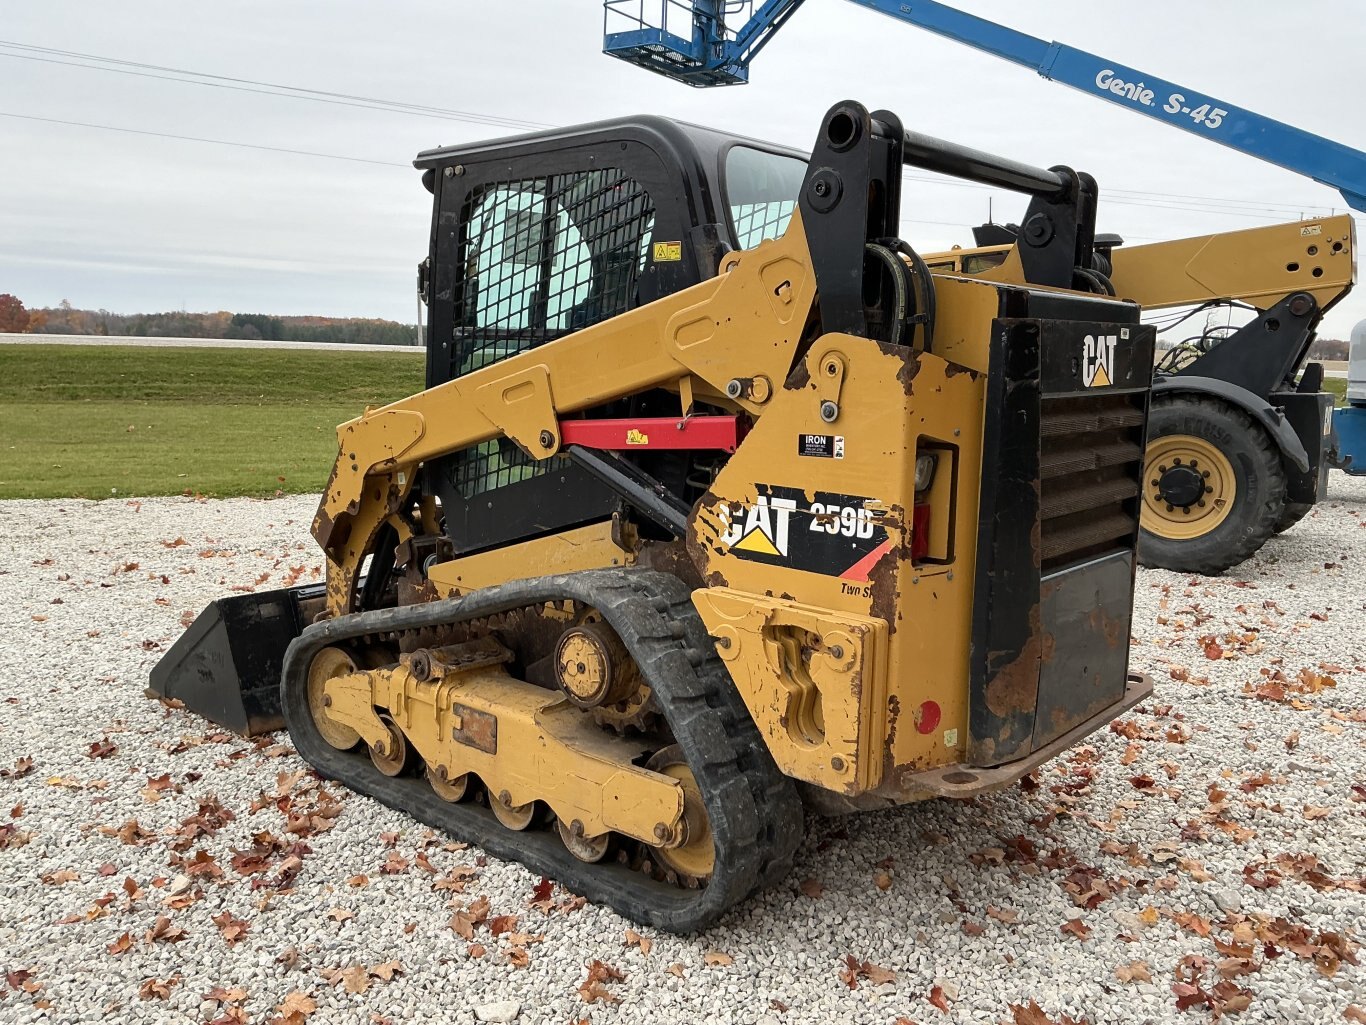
[603,0,1366,211]
[603,0,1366,567]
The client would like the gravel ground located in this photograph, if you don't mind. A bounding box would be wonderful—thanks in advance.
[1,479,1363,1025]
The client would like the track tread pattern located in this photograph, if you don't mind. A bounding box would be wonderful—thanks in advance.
[280,568,802,933]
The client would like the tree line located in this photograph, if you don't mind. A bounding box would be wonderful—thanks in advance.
[0,295,419,347]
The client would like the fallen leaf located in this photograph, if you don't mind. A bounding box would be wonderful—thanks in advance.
[577,959,625,1003]
[703,950,734,966]
[1009,999,1086,1025]
[144,915,188,944]
[1115,960,1152,983]
[799,877,824,899]
[88,738,118,759]
[106,932,134,955]
[987,906,1020,924]
[1060,918,1092,941]
[624,928,653,956]
[138,974,180,1000]
[928,985,950,1012]
[487,914,518,937]
[276,992,317,1017]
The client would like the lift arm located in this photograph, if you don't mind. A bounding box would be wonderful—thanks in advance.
[603,0,1366,210]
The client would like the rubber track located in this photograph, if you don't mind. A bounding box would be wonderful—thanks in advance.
[280,569,803,933]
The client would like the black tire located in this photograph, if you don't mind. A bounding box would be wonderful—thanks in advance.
[1273,501,1312,535]
[1138,395,1285,575]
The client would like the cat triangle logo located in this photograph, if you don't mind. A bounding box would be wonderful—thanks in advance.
[718,494,795,558]
[1082,333,1117,388]
[732,527,782,555]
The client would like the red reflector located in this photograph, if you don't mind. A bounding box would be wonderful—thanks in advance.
[916,700,941,735]
[911,502,931,561]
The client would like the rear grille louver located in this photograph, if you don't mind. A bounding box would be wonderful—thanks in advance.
[1039,393,1147,571]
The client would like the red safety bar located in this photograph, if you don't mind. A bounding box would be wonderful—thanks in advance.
[558,416,743,452]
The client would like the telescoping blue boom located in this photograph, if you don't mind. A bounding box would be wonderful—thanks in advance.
[602,0,1366,211]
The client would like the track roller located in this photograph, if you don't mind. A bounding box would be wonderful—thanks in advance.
[307,646,362,750]
[645,745,715,884]
[557,817,610,863]
[427,765,470,802]
[489,788,536,831]
[368,714,413,777]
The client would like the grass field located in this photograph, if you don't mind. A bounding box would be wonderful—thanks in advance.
[0,343,1351,501]
[0,345,424,499]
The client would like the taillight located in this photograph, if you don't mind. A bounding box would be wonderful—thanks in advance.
[911,502,931,561]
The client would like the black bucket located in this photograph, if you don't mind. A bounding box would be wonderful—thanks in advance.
[147,584,325,736]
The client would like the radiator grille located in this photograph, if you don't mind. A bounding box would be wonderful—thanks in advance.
[1039,393,1147,571]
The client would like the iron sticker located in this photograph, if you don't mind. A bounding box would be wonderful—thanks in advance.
[797,433,844,459]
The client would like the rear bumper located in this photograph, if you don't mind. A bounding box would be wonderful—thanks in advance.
[905,671,1152,799]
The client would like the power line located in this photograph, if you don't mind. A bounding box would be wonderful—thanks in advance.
[0,111,410,168]
[3,37,1353,224]
[0,40,556,133]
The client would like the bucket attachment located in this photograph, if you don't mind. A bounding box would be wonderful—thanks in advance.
[147,584,325,736]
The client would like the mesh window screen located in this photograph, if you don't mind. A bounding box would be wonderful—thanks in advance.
[449,167,655,499]
[731,200,796,250]
[725,145,806,251]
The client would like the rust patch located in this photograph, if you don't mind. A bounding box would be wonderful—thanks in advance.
[942,361,979,379]
[783,359,812,391]
[313,462,342,544]
[636,539,704,590]
[866,504,909,636]
[984,604,1043,718]
[897,351,923,395]
[450,704,498,754]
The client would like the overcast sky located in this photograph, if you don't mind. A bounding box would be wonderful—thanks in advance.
[3,1,1365,338]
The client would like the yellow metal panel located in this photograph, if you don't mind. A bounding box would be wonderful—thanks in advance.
[1109,215,1354,311]
[688,334,988,798]
[322,661,683,845]
[692,589,887,794]
[427,521,633,596]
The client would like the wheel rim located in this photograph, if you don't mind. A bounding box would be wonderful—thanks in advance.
[1141,434,1237,540]
[646,747,715,883]
[427,766,469,802]
[307,647,362,750]
[489,789,536,831]
[557,817,610,863]
[368,714,410,777]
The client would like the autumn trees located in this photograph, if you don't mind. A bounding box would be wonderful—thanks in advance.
[0,293,31,333]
